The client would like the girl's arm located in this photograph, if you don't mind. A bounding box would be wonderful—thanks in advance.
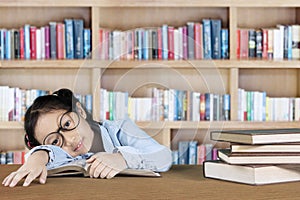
[102,117,173,172]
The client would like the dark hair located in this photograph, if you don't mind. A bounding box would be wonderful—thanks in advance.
[24,88,94,149]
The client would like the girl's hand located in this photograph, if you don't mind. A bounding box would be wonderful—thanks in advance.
[2,150,49,187]
[86,152,127,179]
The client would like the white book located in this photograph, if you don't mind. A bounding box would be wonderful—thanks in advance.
[204,160,300,185]
[41,27,45,59]
[174,29,179,60]
[36,28,41,59]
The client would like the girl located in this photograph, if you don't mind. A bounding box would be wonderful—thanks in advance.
[2,88,172,187]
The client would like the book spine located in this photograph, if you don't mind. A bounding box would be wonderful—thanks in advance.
[83,28,91,58]
[221,28,229,59]
[49,22,57,59]
[248,29,256,58]
[157,27,162,60]
[14,30,20,59]
[44,26,50,59]
[73,19,84,59]
[187,22,194,59]
[168,26,174,60]
[182,26,188,60]
[64,19,74,59]
[255,29,263,58]
[5,30,11,59]
[211,19,221,59]
[30,26,36,59]
[162,24,168,60]
[202,19,212,59]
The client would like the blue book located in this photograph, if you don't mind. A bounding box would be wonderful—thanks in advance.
[211,19,221,59]
[172,150,179,165]
[287,25,293,59]
[223,94,230,121]
[73,19,84,59]
[178,141,189,164]
[202,19,212,59]
[221,29,229,59]
[0,29,4,59]
[188,141,198,165]
[5,30,11,60]
[24,24,31,59]
[85,94,93,114]
[138,29,143,60]
[176,90,183,121]
[162,24,168,60]
[83,28,91,58]
[205,93,211,121]
[64,19,74,59]
[142,29,149,60]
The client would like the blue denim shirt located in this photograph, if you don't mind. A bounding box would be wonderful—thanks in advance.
[26,117,172,172]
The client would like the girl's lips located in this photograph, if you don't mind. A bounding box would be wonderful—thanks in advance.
[74,140,83,152]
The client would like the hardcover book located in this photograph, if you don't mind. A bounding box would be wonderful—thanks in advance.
[218,149,300,164]
[204,160,300,185]
[211,128,300,144]
[231,143,300,153]
[47,159,161,177]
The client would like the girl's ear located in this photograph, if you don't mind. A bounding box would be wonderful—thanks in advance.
[76,102,87,119]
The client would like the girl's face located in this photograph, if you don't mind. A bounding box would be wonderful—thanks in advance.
[34,104,94,157]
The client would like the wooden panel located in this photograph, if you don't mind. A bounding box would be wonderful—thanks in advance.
[0,69,93,94]
[0,130,25,151]
[98,7,228,30]
[237,7,297,28]
[101,68,230,96]
[239,69,298,97]
[0,7,91,28]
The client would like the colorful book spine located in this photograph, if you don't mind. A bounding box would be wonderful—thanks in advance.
[64,19,74,59]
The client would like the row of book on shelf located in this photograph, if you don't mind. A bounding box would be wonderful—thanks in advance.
[172,142,218,165]
[0,18,91,60]
[0,86,92,122]
[238,88,300,121]
[237,24,300,60]
[98,18,229,60]
[100,88,230,122]
[0,151,26,165]
[204,128,300,185]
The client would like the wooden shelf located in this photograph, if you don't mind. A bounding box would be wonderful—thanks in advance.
[1,60,300,69]
[2,121,300,130]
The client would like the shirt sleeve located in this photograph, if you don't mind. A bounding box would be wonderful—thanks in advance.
[103,117,172,172]
[25,145,93,170]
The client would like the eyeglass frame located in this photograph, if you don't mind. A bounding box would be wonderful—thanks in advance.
[42,110,80,147]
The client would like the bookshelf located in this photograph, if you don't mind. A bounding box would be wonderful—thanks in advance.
[1,0,300,153]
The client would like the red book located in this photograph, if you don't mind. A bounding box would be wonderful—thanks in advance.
[157,27,162,60]
[240,29,249,59]
[99,28,103,59]
[197,144,206,165]
[182,26,188,60]
[56,23,65,59]
[168,26,174,60]
[44,26,50,59]
[200,93,206,121]
[236,29,240,59]
[19,27,25,59]
[262,29,268,59]
[30,26,37,59]
[194,23,202,59]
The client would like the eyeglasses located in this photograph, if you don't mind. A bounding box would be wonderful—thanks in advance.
[42,111,80,147]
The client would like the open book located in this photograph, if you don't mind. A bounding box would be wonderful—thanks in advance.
[47,159,161,177]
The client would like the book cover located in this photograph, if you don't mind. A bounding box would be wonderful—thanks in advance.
[218,149,300,164]
[211,128,300,144]
[204,160,300,185]
[47,159,161,177]
[231,143,300,153]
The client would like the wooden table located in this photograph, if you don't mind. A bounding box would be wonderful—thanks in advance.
[1,164,299,199]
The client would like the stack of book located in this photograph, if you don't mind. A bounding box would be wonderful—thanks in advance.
[204,128,300,185]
